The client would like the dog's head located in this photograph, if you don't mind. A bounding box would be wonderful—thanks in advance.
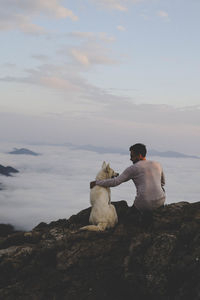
[101,161,119,179]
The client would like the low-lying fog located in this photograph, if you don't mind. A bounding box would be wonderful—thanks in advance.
[0,143,200,230]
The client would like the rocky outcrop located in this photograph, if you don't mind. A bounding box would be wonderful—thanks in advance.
[0,201,200,300]
[0,165,19,176]
[0,224,17,237]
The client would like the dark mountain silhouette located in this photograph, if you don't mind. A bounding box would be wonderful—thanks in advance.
[9,148,40,156]
[24,142,199,159]
[66,143,200,159]
[148,149,199,159]
[0,165,19,176]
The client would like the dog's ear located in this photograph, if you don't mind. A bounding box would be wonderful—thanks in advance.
[106,163,110,172]
[102,161,107,170]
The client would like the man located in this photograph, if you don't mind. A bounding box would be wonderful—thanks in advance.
[90,143,165,212]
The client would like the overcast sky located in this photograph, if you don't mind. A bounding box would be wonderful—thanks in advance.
[0,0,200,155]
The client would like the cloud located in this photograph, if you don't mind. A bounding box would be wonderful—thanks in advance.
[40,76,83,92]
[157,10,169,18]
[65,32,117,67]
[0,142,199,230]
[2,63,17,68]
[69,45,117,67]
[0,100,200,155]
[101,101,200,128]
[0,0,78,20]
[0,13,46,34]
[0,25,119,95]
[70,49,90,66]
[117,25,126,31]
[1,45,200,152]
[91,0,127,11]
[1,56,200,136]
[32,55,49,62]
[0,72,87,94]
[0,32,118,94]
[89,0,142,11]
[0,0,78,34]
[0,59,106,96]
[0,142,133,229]
[139,13,150,20]
[68,31,115,42]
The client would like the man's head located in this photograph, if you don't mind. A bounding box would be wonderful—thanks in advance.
[129,143,147,163]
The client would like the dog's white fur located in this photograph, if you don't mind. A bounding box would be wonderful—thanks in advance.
[80,162,118,231]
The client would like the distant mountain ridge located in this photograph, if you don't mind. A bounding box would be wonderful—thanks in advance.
[0,165,19,176]
[7,143,199,159]
[8,148,40,156]
[65,143,200,159]
[148,149,199,159]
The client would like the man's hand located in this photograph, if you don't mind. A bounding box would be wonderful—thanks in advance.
[90,181,96,189]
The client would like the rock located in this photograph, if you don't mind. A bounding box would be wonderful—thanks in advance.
[0,224,15,237]
[0,200,200,300]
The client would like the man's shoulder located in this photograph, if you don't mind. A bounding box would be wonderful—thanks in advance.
[125,164,136,171]
[147,159,160,164]
[123,164,137,174]
[146,160,163,169]
[139,160,162,167]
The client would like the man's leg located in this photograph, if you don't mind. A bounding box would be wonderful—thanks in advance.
[124,205,142,224]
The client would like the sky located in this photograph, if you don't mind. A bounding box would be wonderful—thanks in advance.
[1,143,200,230]
[0,0,200,155]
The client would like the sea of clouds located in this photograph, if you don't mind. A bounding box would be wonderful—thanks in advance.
[0,142,200,231]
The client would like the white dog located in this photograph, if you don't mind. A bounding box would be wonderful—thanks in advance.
[80,162,119,231]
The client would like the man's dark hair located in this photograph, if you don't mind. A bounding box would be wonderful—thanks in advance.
[129,143,147,157]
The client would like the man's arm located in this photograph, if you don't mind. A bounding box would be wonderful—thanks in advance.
[90,181,97,189]
[91,166,134,188]
[161,170,165,192]
[161,171,165,186]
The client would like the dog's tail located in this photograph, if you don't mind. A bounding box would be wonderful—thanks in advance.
[79,222,107,232]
